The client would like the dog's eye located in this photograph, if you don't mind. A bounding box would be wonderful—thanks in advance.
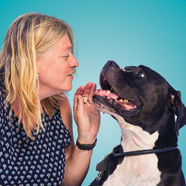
[137,71,145,77]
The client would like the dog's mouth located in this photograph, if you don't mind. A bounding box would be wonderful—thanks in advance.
[94,74,138,114]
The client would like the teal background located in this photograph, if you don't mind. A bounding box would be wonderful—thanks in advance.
[0,0,186,185]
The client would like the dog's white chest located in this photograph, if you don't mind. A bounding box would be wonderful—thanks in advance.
[102,154,161,186]
[102,116,161,186]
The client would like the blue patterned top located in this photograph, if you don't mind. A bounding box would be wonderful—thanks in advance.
[0,82,72,186]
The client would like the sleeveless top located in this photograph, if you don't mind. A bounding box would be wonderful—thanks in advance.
[0,82,72,186]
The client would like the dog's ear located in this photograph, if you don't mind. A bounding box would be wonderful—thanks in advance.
[167,86,186,135]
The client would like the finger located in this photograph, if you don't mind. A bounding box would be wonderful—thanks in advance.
[84,82,97,103]
[73,95,78,115]
[75,82,96,104]
[88,83,97,103]
[83,82,95,103]
[75,85,85,96]
[73,95,85,121]
[76,95,85,114]
[82,82,93,97]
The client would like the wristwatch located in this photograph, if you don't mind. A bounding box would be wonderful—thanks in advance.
[76,138,97,151]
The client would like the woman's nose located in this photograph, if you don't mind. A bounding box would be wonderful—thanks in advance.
[70,54,79,68]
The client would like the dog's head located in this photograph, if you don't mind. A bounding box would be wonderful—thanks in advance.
[93,61,186,135]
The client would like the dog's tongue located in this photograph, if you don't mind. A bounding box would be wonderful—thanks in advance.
[94,89,119,99]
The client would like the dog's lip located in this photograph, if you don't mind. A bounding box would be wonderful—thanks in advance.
[94,89,138,111]
[100,73,111,90]
[96,72,142,111]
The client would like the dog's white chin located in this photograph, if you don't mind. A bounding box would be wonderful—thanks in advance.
[94,102,115,115]
[95,104,159,151]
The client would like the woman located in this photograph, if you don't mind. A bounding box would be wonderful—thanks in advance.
[0,13,100,186]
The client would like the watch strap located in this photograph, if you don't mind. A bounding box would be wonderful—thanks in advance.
[76,138,97,150]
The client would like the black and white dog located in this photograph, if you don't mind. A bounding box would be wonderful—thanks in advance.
[91,61,186,186]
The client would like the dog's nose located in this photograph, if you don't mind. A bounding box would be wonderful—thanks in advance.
[107,60,117,67]
[105,60,119,68]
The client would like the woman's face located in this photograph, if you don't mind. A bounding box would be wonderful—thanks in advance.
[37,32,79,100]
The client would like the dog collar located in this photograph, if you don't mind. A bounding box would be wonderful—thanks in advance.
[96,145,178,171]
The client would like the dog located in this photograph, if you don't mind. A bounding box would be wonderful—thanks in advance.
[90,61,186,186]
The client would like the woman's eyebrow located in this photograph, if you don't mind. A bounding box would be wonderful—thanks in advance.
[64,44,72,50]
[61,47,72,56]
[62,46,72,53]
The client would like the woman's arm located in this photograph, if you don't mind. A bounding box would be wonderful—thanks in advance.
[60,82,100,186]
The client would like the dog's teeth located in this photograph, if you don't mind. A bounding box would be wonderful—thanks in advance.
[120,99,124,102]
[107,91,110,94]
[124,99,129,103]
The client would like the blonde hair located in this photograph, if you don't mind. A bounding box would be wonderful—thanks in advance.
[0,13,75,139]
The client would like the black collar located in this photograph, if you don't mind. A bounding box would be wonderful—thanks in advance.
[96,145,178,171]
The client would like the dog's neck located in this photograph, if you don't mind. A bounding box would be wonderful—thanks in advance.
[99,113,162,186]
[115,115,159,152]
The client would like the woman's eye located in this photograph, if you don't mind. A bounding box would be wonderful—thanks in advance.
[64,55,70,60]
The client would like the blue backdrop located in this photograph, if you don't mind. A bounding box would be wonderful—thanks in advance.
[0,1,186,185]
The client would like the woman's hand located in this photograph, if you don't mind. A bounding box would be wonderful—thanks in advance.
[73,82,100,144]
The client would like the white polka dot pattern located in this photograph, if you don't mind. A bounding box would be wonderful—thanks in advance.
[0,82,72,185]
